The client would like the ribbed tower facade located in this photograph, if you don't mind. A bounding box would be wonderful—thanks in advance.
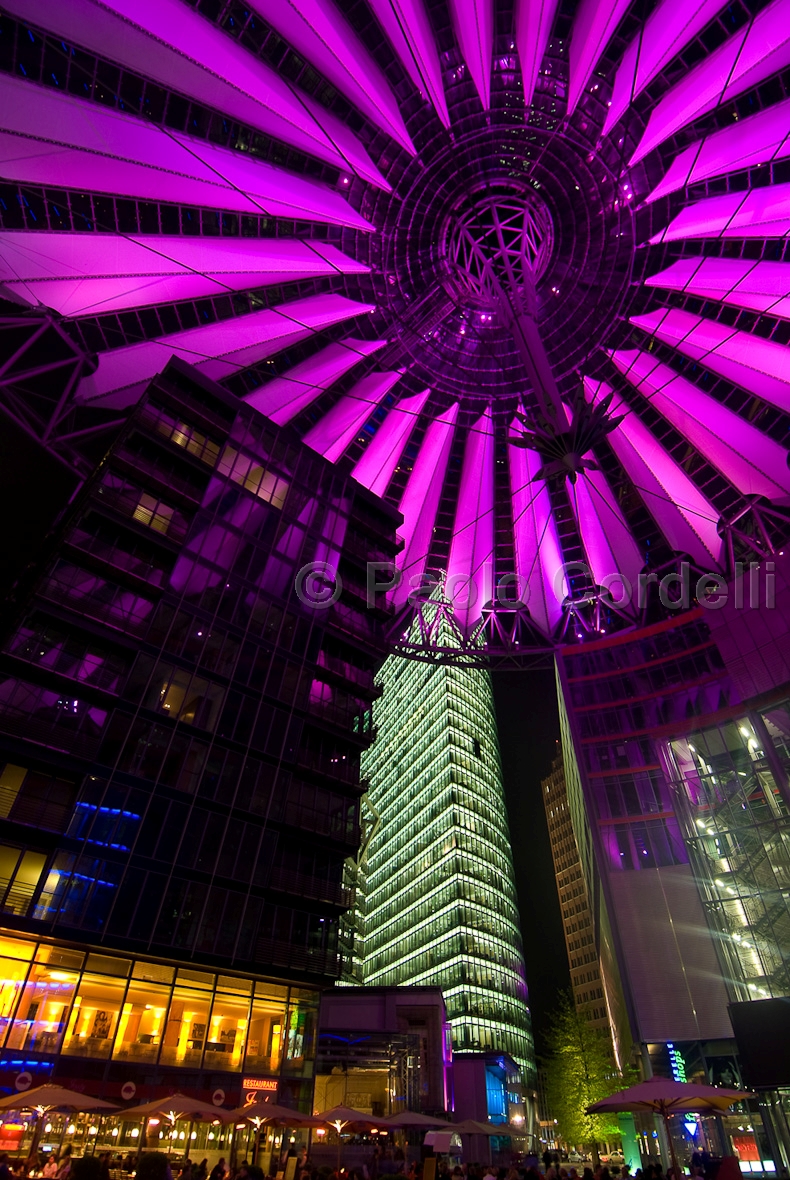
[357,648,535,1078]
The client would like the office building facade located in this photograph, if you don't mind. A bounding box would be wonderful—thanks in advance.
[541,754,611,1039]
[555,567,790,1168]
[355,633,536,1084]
[0,357,400,1107]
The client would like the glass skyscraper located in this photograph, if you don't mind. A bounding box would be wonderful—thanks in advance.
[355,628,535,1078]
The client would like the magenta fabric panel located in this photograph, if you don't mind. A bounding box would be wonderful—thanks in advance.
[368,0,450,126]
[0,233,369,316]
[650,183,790,243]
[609,348,790,500]
[352,389,431,497]
[394,404,459,606]
[645,257,790,320]
[251,0,414,153]
[603,0,728,134]
[568,469,643,606]
[244,338,385,424]
[647,96,790,203]
[567,0,631,115]
[582,377,723,567]
[631,306,790,413]
[630,0,790,164]
[78,297,374,406]
[448,0,494,109]
[446,409,496,629]
[515,0,560,106]
[0,78,374,229]
[508,423,566,635]
[3,0,388,188]
[303,370,404,463]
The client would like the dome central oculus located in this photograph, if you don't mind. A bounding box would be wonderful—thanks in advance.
[446,186,554,304]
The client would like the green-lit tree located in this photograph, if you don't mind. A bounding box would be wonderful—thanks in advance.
[542,991,635,1161]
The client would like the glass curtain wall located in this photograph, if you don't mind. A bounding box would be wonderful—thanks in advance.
[0,929,317,1080]
[357,613,535,1077]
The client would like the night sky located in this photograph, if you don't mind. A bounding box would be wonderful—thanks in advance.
[491,669,569,1058]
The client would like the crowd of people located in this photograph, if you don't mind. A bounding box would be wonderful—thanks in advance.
[0,1146,717,1180]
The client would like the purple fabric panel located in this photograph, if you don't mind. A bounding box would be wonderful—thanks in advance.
[0,78,374,228]
[0,233,369,316]
[609,348,790,500]
[250,0,414,152]
[303,370,404,462]
[582,377,723,566]
[394,404,459,606]
[448,0,493,108]
[645,257,790,320]
[77,297,374,405]
[568,469,642,605]
[245,339,385,423]
[567,0,631,115]
[603,0,728,134]
[367,0,450,126]
[650,183,790,242]
[631,306,790,413]
[647,96,790,203]
[515,0,560,106]
[508,424,566,635]
[3,0,389,188]
[630,0,790,165]
[446,409,496,629]
[351,388,431,497]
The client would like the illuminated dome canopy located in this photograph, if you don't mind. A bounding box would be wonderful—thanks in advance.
[2,0,790,664]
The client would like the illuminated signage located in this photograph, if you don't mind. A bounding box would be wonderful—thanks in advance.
[667,1043,687,1083]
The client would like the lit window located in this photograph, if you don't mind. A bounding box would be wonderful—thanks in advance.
[133,493,174,535]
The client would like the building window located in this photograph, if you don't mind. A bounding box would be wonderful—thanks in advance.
[61,972,127,1059]
[245,985,288,1074]
[6,955,79,1053]
[0,845,47,916]
[159,984,212,1068]
[114,978,170,1063]
[133,493,175,535]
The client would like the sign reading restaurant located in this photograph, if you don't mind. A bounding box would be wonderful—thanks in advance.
[242,1077,279,1105]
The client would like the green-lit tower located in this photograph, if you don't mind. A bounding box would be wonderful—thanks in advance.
[355,647,535,1078]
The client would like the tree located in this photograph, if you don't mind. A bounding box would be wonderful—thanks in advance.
[542,991,635,1160]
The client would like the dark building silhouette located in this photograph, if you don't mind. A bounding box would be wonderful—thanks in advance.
[0,357,399,1107]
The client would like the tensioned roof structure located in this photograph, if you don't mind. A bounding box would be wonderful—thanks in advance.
[2,0,790,665]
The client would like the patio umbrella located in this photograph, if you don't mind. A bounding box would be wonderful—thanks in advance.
[122,1093,230,1154]
[451,1120,510,1135]
[314,1105,381,1171]
[587,1079,754,1178]
[382,1113,452,1129]
[0,1085,118,1161]
[226,1103,324,1126]
[122,1094,228,1119]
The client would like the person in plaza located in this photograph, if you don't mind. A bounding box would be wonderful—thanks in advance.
[208,1159,226,1180]
[55,1147,73,1180]
[136,1154,174,1180]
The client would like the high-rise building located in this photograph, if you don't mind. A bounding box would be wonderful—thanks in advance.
[0,357,400,1108]
[555,574,790,1168]
[541,753,610,1037]
[355,626,535,1082]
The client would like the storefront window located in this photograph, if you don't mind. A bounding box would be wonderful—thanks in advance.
[0,935,35,1047]
[113,978,171,1063]
[204,986,251,1072]
[245,984,288,1075]
[282,989,319,1077]
[61,972,127,1058]
[159,985,211,1067]
[6,958,78,1053]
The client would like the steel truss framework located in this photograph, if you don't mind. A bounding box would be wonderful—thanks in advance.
[2,0,790,663]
